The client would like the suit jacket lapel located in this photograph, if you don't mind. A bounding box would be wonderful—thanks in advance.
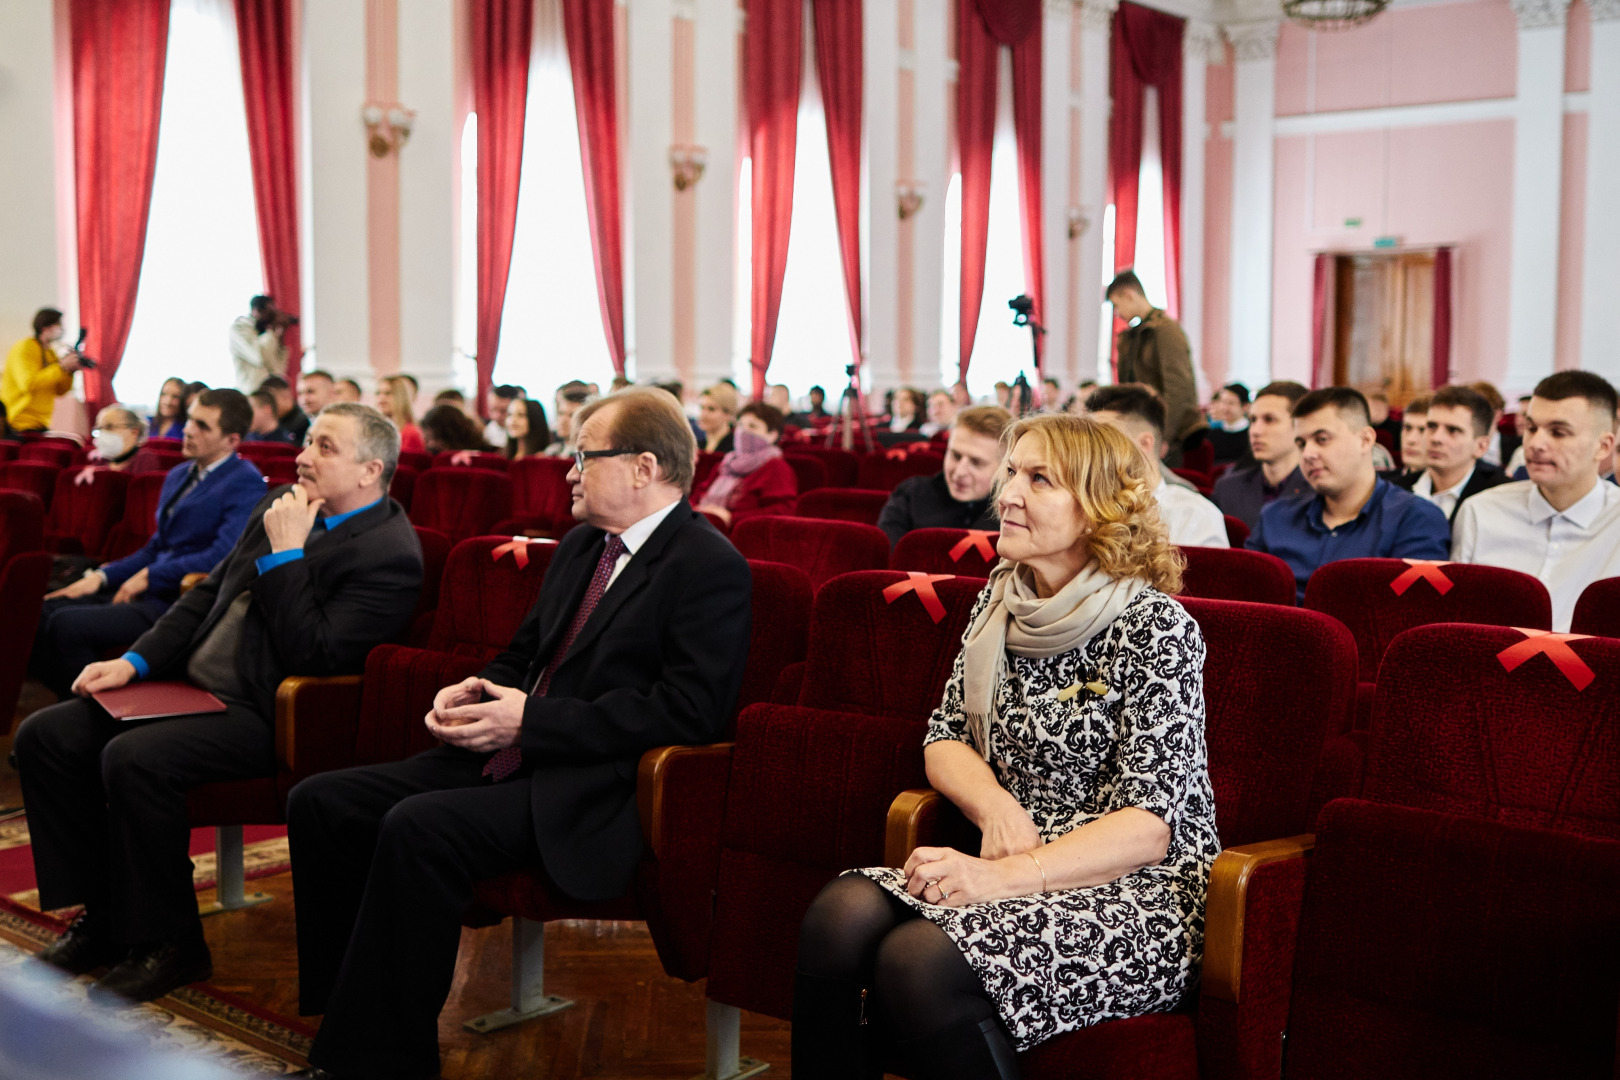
[523,531,603,687]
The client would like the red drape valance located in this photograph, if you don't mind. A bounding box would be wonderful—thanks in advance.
[745,0,803,401]
[1109,1,1184,318]
[71,0,170,410]
[1432,246,1453,388]
[235,0,302,379]
[564,0,627,377]
[813,0,864,381]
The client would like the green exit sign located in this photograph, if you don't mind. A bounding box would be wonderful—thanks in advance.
[1343,217,1363,228]
[1373,235,1399,249]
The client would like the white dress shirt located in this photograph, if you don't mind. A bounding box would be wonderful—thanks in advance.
[1412,465,1475,520]
[484,420,509,448]
[604,498,683,591]
[1155,479,1230,549]
[1451,478,1620,631]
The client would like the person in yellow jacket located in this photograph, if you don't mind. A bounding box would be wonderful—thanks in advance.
[3,308,86,433]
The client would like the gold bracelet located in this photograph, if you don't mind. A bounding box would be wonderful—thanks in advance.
[1025,850,1048,894]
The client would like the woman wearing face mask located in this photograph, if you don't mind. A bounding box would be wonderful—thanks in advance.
[692,402,798,527]
[151,378,188,440]
[89,407,149,470]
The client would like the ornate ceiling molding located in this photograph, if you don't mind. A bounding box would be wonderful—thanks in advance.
[1225,20,1280,62]
[1077,0,1119,33]
[1509,0,1573,28]
[1184,19,1224,61]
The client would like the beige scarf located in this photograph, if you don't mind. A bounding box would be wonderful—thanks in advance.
[960,559,1147,760]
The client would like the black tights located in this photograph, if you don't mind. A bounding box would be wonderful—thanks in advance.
[792,874,1020,1080]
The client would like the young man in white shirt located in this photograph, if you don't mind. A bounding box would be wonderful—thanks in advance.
[1452,370,1620,631]
[1394,384,1509,523]
[1086,383,1229,548]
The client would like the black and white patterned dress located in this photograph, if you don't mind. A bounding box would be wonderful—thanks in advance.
[858,584,1219,1051]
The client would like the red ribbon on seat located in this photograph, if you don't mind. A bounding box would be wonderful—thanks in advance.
[947,530,998,563]
[491,539,544,570]
[1389,559,1454,596]
[885,447,909,461]
[882,572,955,623]
[450,450,476,466]
[74,466,97,486]
[1496,627,1597,691]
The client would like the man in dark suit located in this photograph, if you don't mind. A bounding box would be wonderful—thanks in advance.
[16,403,422,1004]
[30,389,266,697]
[1392,384,1510,524]
[1211,381,1313,530]
[286,387,752,1080]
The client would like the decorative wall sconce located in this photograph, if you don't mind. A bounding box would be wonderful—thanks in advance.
[670,145,708,191]
[1067,207,1090,240]
[896,181,927,221]
[363,103,416,157]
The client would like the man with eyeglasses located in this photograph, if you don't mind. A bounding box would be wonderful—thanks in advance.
[286,387,753,1080]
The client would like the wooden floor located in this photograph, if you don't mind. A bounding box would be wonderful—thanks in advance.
[6,681,795,1080]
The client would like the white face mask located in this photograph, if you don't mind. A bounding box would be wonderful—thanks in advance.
[94,431,129,459]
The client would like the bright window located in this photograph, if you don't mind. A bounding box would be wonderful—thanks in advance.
[1100,86,1171,383]
[119,0,264,411]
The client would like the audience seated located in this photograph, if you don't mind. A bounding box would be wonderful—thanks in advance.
[1392,384,1509,523]
[19,403,422,1006]
[419,403,490,455]
[1395,393,1431,483]
[1210,380,1312,529]
[374,375,423,453]
[1452,370,1620,631]
[1086,383,1228,548]
[1248,386,1450,601]
[543,382,592,457]
[257,376,308,445]
[502,398,550,461]
[297,370,338,426]
[87,406,150,471]
[888,387,926,433]
[693,403,798,527]
[284,388,750,1080]
[28,389,265,698]
[919,389,956,437]
[697,382,739,454]
[484,384,524,448]
[333,378,363,403]
[150,377,189,441]
[1202,382,1252,464]
[876,405,1011,545]
[1469,379,1517,467]
[244,389,296,443]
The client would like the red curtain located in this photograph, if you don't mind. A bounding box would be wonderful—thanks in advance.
[1010,36,1043,378]
[1311,252,1331,388]
[564,0,626,377]
[745,0,802,400]
[471,0,533,413]
[1432,246,1452,389]
[70,0,170,410]
[812,0,864,378]
[1109,1,1184,314]
[235,0,302,379]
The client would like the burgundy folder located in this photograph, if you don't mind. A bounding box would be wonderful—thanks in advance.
[93,681,227,722]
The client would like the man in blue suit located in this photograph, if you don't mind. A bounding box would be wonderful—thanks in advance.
[31,388,265,697]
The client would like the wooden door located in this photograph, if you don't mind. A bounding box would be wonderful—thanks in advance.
[1332,252,1435,407]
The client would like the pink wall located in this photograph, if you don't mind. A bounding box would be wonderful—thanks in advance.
[1557,112,1587,370]
[1200,43,1233,386]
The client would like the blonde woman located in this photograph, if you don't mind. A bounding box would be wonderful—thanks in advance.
[372,376,424,454]
[697,382,739,454]
[793,413,1218,1079]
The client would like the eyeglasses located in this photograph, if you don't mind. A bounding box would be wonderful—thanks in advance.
[573,448,648,472]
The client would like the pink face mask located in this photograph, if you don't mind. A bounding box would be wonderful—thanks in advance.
[734,426,772,455]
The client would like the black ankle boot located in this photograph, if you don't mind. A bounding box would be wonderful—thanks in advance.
[894,1015,1021,1080]
[790,969,882,1080]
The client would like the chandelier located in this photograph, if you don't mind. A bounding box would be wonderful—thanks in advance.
[1282,0,1389,30]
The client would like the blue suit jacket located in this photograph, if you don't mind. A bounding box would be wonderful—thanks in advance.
[101,454,265,601]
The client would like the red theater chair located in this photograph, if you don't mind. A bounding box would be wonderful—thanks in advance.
[1303,558,1551,728]
[782,453,828,494]
[1179,546,1296,606]
[0,492,51,733]
[731,516,891,590]
[1183,438,1215,476]
[787,446,859,488]
[793,487,890,527]
[695,451,724,493]
[387,464,418,513]
[100,473,168,560]
[408,469,513,542]
[259,458,299,484]
[45,467,130,557]
[890,527,1000,578]
[398,450,433,473]
[0,442,17,463]
[1572,577,1620,638]
[494,457,578,539]
[857,450,943,491]
[238,442,299,463]
[424,536,557,658]
[407,526,453,645]
[432,450,508,472]
[17,444,76,469]
[1171,467,1214,494]
[0,462,61,512]
[885,597,1358,1080]
[1222,514,1250,547]
[143,437,182,452]
[133,448,185,474]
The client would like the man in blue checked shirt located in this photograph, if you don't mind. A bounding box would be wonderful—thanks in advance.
[1248,386,1451,601]
[15,403,422,1007]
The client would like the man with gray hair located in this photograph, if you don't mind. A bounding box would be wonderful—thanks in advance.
[18,402,423,1006]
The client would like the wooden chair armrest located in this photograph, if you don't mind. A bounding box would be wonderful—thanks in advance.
[886,788,941,867]
[637,742,735,859]
[179,572,207,594]
[274,674,365,776]
[1201,833,1315,1003]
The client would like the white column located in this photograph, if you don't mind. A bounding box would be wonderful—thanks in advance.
[1225,21,1277,391]
[303,0,371,382]
[1580,0,1620,382]
[909,0,949,387]
[1074,0,1114,383]
[690,0,737,390]
[865,0,900,393]
[1504,0,1572,395]
[1040,0,1072,389]
[627,0,675,380]
[0,0,62,345]
[1180,19,1218,375]
[397,0,457,397]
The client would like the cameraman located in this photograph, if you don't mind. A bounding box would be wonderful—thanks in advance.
[230,294,292,392]
[3,309,87,433]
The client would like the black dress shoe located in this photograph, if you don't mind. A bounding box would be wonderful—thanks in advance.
[88,935,212,1004]
[37,913,126,976]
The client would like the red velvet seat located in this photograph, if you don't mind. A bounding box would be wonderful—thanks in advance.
[398,450,433,473]
[1178,546,1296,606]
[409,526,453,644]
[0,462,61,511]
[133,448,185,474]
[259,457,299,484]
[388,464,418,513]
[1170,466,1213,494]
[781,453,828,494]
[493,456,578,539]
[101,472,168,560]
[731,515,891,589]
[0,492,51,734]
[793,486,890,527]
[790,446,859,487]
[1222,514,1249,547]
[856,450,943,491]
[1183,438,1215,476]
[1572,577,1620,638]
[407,469,513,542]
[238,442,299,462]
[425,536,557,658]
[890,527,1001,578]
[0,442,17,463]
[45,467,130,557]
[143,437,182,452]
[432,450,509,472]
[16,444,76,469]
[694,451,723,493]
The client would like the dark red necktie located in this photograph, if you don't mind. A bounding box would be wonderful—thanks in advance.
[483,534,628,781]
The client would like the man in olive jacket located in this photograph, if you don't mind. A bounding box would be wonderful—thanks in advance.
[1108,270,1204,465]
